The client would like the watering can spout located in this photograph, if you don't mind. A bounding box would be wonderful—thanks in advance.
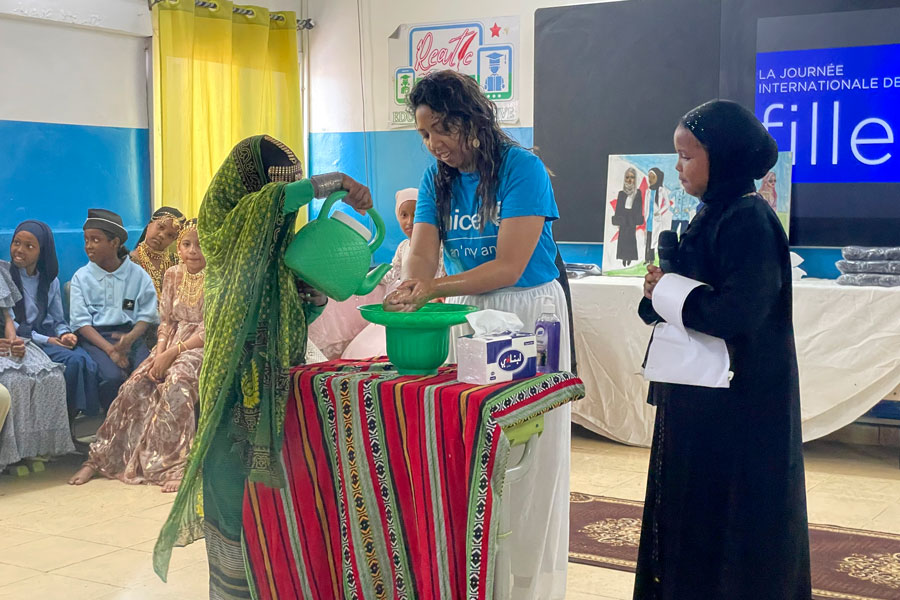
[357,263,392,296]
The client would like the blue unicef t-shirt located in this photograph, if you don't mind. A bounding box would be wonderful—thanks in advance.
[415,145,560,288]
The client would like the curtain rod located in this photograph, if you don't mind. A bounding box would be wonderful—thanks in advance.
[147,0,315,30]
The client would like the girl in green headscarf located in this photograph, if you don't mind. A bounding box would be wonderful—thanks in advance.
[153,135,372,598]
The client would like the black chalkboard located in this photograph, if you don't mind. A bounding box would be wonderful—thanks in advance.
[534,0,722,243]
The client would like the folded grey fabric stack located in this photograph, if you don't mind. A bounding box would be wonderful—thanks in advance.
[566,262,602,279]
[837,246,900,287]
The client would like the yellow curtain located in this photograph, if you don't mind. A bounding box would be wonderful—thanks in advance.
[152,1,305,222]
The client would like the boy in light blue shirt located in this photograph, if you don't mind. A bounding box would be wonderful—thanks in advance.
[70,209,158,410]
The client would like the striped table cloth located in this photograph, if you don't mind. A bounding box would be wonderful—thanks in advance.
[242,359,585,600]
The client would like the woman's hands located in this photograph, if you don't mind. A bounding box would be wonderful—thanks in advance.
[286,173,373,215]
[383,278,437,313]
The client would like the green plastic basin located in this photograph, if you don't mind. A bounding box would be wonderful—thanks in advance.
[358,303,479,375]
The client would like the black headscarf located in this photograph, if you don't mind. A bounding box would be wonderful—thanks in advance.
[137,206,186,245]
[9,220,58,338]
[648,167,664,190]
[680,100,778,204]
[648,167,665,207]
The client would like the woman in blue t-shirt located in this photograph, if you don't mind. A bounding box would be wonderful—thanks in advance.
[384,70,571,600]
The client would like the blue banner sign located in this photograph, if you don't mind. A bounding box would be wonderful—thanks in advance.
[755,44,900,183]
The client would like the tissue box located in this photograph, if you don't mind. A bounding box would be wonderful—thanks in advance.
[457,332,537,385]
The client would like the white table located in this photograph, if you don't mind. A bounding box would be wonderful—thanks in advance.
[570,276,900,447]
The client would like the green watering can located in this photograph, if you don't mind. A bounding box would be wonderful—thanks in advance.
[285,191,391,302]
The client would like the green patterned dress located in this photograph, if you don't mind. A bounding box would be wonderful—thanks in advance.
[154,136,321,599]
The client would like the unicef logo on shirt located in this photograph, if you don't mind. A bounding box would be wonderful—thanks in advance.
[498,349,525,371]
[449,205,502,232]
[450,211,482,231]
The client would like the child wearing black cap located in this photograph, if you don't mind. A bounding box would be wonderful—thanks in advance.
[69,209,159,411]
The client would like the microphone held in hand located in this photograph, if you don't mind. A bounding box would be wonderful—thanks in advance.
[657,230,679,274]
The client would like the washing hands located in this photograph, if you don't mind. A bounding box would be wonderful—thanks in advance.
[383,278,436,312]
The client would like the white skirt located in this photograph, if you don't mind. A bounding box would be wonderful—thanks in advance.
[449,280,572,600]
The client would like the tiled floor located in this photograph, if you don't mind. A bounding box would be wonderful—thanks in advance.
[1,427,898,599]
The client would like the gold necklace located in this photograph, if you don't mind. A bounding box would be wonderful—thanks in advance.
[177,267,205,306]
[137,242,174,294]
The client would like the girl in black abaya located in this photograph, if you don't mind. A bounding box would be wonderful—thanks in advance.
[633,100,811,600]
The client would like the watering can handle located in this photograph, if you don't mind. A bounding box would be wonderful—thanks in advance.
[318,191,386,253]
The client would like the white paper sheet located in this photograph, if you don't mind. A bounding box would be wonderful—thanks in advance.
[642,274,731,388]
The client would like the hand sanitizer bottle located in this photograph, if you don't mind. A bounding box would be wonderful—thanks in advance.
[535,297,561,374]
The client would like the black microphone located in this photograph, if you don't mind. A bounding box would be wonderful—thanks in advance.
[657,230,679,274]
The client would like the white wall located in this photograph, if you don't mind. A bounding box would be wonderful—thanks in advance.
[0,0,151,36]
[0,0,302,36]
[307,0,618,133]
[0,16,149,128]
[0,0,304,130]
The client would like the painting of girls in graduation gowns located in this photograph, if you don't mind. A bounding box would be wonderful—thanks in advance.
[603,155,675,276]
[602,152,792,276]
[643,167,672,265]
[609,166,643,269]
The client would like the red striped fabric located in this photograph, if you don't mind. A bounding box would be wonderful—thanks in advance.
[243,359,584,600]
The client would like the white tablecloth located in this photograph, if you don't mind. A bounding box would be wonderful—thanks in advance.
[570,276,900,447]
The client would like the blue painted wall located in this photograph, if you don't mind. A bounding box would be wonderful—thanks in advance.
[309,126,842,279]
[0,119,152,285]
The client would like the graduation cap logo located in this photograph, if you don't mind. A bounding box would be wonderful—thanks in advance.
[484,51,506,93]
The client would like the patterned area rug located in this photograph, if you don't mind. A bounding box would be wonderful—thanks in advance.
[569,493,900,600]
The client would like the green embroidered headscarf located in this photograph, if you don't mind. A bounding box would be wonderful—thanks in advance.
[154,135,311,579]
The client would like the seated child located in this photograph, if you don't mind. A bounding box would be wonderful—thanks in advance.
[9,220,99,418]
[131,206,185,296]
[380,187,445,291]
[69,209,158,411]
[132,207,184,350]
[70,220,205,491]
[0,263,73,471]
